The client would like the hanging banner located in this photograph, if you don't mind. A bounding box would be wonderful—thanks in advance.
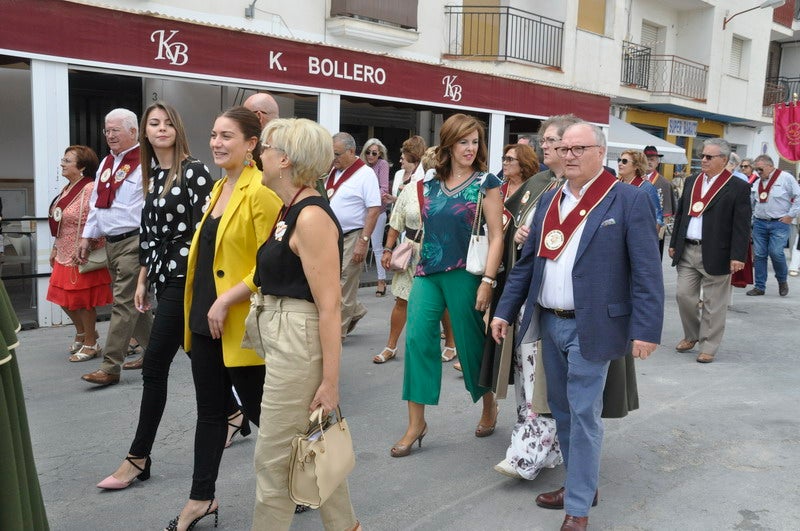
[773,102,800,163]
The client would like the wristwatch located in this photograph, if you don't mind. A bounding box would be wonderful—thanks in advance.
[481,276,497,288]
[360,235,370,243]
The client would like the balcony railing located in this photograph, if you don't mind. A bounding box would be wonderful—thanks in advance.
[619,43,707,101]
[444,5,563,68]
[763,76,800,116]
[330,0,418,29]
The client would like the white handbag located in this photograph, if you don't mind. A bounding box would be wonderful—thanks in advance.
[466,189,488,275]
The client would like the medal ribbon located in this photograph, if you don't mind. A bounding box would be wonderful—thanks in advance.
[688,170,732,217]
[757,169,781,203]
[647,171,659,185]
[48,177,93,237]
[537,170,617,260]
[324,158,365,199]
[95,147,141,209]
[269,186,308,241]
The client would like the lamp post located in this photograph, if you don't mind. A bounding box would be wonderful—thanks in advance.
[723,0,786,30]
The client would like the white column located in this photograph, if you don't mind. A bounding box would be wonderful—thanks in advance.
[31,59,70,327]
[317,92,340,135]
[488,113,505,175]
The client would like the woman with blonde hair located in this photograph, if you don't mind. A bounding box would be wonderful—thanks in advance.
[252,118,360,530]
[360,138,391,296]
[391,113,504,457]
[617,149,663,229]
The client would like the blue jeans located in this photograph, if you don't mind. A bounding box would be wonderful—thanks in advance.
[539,312,610,517]
[752,219,790,290]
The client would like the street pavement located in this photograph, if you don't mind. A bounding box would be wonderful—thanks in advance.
[14,259,800,530]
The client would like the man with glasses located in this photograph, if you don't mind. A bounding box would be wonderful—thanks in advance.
[78,108,153,386]
[243,92,279,130]
[669,138,751,363]
[325,132,381,339]
[746,154,800,297]
[643,145,675,258]
[492,122,663,531]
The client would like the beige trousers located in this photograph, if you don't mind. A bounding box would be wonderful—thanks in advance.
[252,295,356,531]
[676,243,730,356]
[339,231,367,337]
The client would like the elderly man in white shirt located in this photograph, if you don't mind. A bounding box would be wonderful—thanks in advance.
[78,108,152,386]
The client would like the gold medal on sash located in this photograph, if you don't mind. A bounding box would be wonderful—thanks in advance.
[691,201,704,213]
[759,191,768,200]
[579,209,587,216]
[274,221,287,241]
[52,207,62,222]
[544,229,565,250]
[100,168,111,183]
[326,188,334,198]
[521,190,530,204]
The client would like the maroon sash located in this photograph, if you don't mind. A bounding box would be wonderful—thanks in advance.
[757,169,781,203]
[688,170,732,217]
[646,171,659,185]
[537,171,617,260]
[325,158,365,200]
[95,147,141,208]
[629,175,645,187]
[48,177,93,237]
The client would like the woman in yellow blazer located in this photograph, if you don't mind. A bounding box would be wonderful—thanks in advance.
[166,107,281,531]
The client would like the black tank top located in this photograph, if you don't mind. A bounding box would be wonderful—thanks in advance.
[189,214,221,336]
[254,196,343,302]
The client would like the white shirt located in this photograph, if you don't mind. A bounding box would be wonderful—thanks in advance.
[538,175,600,310]
[82,144,145,238]
[327,163,381,233]
[686,171,721,241]
[391,164,425,198]
[751,170,800,220]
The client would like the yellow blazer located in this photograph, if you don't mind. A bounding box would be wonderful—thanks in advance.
[184,165,282,367]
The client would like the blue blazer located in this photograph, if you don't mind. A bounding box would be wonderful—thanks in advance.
[495,178,664,362]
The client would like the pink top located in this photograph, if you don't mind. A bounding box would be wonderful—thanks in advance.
[52,182,105,265]
[369,158,390,213]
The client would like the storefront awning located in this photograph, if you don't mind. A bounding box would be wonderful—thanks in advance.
[607,116,688,164]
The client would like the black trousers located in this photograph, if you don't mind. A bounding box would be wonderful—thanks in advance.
[189,332,265,501]
[128,279,238,458]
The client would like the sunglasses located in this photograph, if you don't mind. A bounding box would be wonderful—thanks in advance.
[366,151,379,156]
[617,158,629,165]
[740,164,751,168]
[700,154,724,160]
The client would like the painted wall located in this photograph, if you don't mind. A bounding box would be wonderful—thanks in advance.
[0,67,34,214]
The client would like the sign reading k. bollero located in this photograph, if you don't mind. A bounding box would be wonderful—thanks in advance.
[1,0,608,122]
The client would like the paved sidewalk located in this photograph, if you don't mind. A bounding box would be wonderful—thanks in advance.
[14,261,800,530]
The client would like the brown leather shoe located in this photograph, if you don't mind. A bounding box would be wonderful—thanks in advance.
[675,339,697,352]
[535,487,598,510]
[122,356,144,370]
[696,352,715,363]
[81,370,120,386]
[779,282,789,297]
[561,515,588,531]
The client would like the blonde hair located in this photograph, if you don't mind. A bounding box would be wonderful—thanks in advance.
[621,150,648,178]
[261,118,333,188]
[421,146,438,172]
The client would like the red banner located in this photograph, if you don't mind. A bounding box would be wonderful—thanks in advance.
[774,102,800,162]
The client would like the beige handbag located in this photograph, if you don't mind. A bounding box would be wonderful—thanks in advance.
[75,189,109,274]
[288,406,355,509]
[240,291,266,358]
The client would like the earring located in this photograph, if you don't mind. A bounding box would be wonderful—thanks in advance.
[279,169,283,180]
[244,151,255,168]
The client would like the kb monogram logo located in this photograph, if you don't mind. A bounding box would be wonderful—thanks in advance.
[442,75,463,102]
[151,30,189,66]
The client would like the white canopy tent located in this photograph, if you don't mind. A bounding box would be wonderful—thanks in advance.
[606,115,688,165]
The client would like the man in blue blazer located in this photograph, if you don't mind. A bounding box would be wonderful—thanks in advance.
[491,123,664,531]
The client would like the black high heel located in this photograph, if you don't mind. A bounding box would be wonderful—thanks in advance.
[164,500,218,531]
[225,410,251,448]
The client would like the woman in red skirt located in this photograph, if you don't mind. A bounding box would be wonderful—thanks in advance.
[47,145,113,361]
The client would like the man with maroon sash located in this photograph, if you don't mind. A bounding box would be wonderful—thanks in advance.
[669,138,751,364]
[326,132,381,339]
[78,108,152,386]
[644,145,675,258]
[746,154,800,297]
[491,123,663,531]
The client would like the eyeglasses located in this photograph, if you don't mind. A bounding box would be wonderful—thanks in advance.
[740,164,751,168]
[60,158,75,164]
[333,151,344,158]
[700,153,725,160]
[539,136,560,146]
[102,128,123,137]
[617,158,630,165]
[554,145,601,158]
[501,156,518,163]
[755,167,767,172]
[366,151,379,156]
[261,143,284,152]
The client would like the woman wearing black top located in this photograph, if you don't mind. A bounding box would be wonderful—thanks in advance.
[97,101,216,490]
[251,118,360,530]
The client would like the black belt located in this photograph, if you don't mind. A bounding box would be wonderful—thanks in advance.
[755,217,782,222]
[685,238,702,245]
[343,228,363,237]
[539,305,575,319]
[106,229,139,243]
[405,228,422,243]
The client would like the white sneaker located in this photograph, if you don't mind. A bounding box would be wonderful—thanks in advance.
[790,270,798,277]
[493,459,522,479]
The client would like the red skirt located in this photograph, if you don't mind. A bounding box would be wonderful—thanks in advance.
[46,261,113,310]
